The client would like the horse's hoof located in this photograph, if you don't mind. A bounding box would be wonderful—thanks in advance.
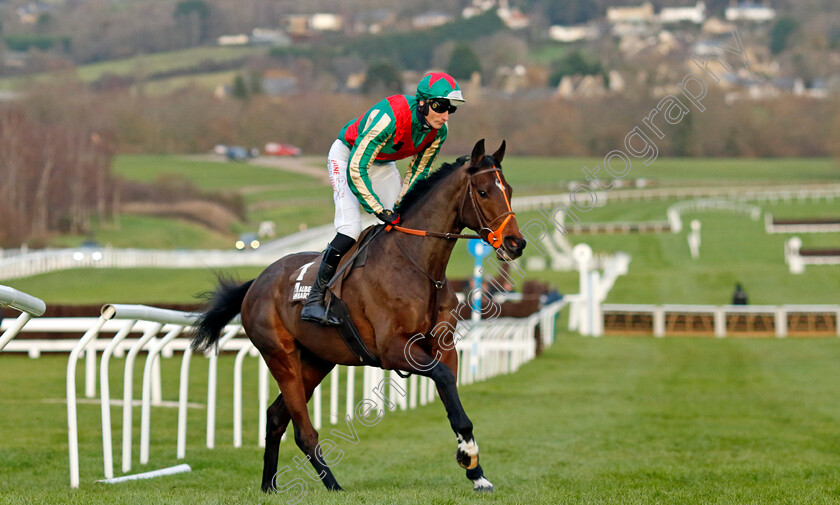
[472,477,495,492]
[455,435,479,470]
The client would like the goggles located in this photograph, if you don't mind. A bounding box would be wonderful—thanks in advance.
[428,99,457,114]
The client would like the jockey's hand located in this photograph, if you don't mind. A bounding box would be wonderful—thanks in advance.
[375,210,400,226]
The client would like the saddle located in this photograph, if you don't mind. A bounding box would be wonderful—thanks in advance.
[288,226,384,365]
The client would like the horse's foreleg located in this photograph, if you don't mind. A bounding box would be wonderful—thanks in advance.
[434,348,495,492]
[381,340,494,492]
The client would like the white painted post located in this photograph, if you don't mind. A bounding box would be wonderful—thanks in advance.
[67,307,115,489]
[714,308,726,338]
[330,367,340,424]
[688,220,701,259]
[99,321,138,479]
[122,323,163,473]
[176,347,193,459]
[313,384,322,429]
[591,271,603,337]
[0,313,32,352]
[653,306,666,337]
[775,307,787,338]
[787,237,804,274]
[408,373,418,409]
[85,345,97,399]
[141,326,184,465]
[258,358,269,447]
[206,327,240,449]
[0,285,46,352]
[345,366,355,421]
[573,244,593,336]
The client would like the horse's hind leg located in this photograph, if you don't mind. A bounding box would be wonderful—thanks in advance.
[261,393,290,492]
[262,347,340,492]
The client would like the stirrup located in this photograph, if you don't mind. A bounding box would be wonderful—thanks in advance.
[301,299,341,326]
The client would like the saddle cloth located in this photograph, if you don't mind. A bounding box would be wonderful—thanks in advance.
[287,225,378,305]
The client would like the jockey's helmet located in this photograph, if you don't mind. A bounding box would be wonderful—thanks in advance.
[415,72,465,103]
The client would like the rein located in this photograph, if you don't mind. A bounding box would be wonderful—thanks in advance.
[384,166,515,249]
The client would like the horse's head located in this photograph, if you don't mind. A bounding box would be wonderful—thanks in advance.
[460,139,526,260]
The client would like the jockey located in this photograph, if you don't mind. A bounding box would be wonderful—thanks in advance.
[301,71,465,326]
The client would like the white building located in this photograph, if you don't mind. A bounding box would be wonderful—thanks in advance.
[659,2,706,24]
[725,2,775,22]
[311,13,343,31]
[412,11,452,29]
[549,25,599,43]
[607,2,655,23]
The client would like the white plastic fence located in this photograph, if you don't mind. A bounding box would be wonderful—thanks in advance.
[0,285,46,352]
[785,237,840,274]
[0,222,337,281]
[601,303,840,337]
[63,299,565,488]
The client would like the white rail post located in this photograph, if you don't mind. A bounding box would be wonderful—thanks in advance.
[140,325,185,465]
[121,323,163,473]
[330,367,340,424]
[206,327,241,449]
[176,346,194,459]
[99,320,139,479]
[0,285,46,352]
[232,344,254,448]
[67,306,115,489]
[345,366,355,420]
[258,357,269,446]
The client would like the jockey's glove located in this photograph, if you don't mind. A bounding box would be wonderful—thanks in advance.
[375,210,400,226]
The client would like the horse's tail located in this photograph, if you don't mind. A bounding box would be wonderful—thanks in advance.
[191,277,255,352]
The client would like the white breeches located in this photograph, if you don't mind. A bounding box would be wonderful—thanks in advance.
[327,139,401,240]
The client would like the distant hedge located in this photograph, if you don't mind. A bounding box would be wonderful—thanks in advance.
[4,34,71,52]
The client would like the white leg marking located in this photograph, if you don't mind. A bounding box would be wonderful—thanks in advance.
[457,434,479,458]
[472,476,494,492]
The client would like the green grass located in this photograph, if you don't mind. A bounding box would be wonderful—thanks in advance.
[50,215,235,250]
[0,46,266,91]
[1,267,265,305]
[136,70,241,95]
[6,197,840,305]
[110,154,334,238]
[113,155,317,191]
[1,337,839,504]
[513,199,840,305]
[502,157,840,194]
[7,155,840,305]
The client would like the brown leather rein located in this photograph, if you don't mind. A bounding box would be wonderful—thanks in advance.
[384,166,515,249]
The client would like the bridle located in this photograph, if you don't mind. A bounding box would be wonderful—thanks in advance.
[383,163,517,348]
[385,164,515,250]
[460,166,515,250]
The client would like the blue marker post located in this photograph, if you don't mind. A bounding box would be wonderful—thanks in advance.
[466,239,493,322]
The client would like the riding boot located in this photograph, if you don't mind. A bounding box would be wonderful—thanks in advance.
[300,233,355,326]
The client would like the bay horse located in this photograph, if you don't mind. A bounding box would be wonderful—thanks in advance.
[191,139,526,494]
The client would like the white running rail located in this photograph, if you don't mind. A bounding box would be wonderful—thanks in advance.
[61,299,565,488]
[0,285,46,352]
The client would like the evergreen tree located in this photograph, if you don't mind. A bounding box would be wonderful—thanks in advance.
[362,61,403,96]
[446,42,481,80]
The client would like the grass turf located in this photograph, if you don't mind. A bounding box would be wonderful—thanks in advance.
[0,336,838,504]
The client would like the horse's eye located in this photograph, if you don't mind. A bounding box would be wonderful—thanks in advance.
[478,190,488,198]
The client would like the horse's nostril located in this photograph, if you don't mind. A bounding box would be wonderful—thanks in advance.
[504,236,526,254]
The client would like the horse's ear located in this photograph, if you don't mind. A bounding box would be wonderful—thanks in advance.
[470,139,486,169]
[492,140,506,166]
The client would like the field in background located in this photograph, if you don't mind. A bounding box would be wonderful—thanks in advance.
[0,46,266,92]
[1,338,838,504]
[3,154,838,305]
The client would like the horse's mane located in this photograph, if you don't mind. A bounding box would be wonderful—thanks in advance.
[395,155,469,215]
